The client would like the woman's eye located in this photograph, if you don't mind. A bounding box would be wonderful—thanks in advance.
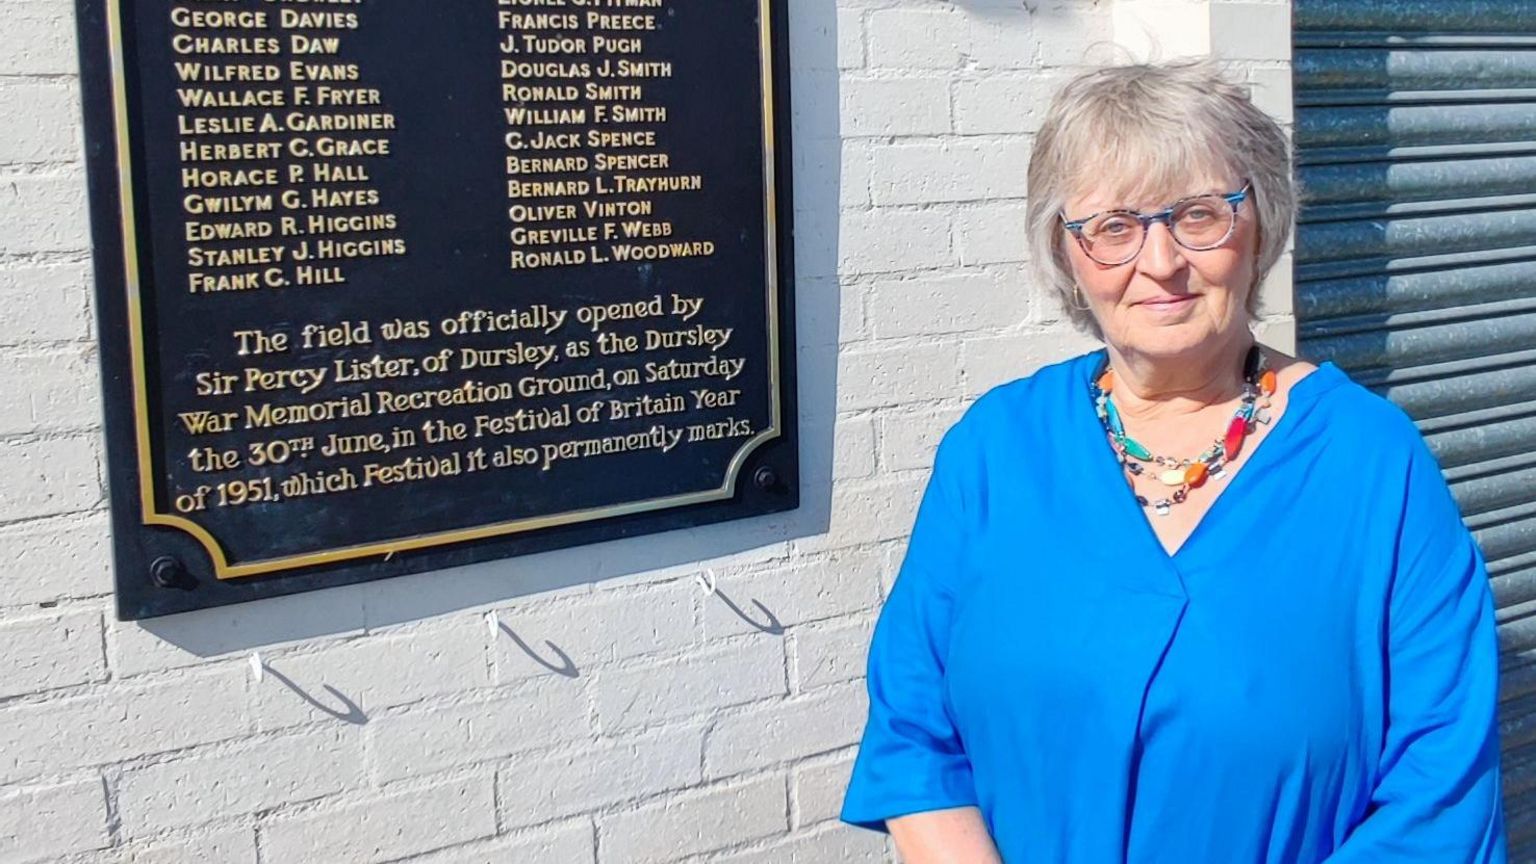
[1179,205,1218,223]
[1096,218,1135,237]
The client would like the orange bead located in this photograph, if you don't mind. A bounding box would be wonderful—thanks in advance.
[1260,369,1277,397]
[1185,462,1209,488]
[1097,370,1115,392]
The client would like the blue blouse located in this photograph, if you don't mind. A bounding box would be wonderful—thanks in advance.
[842,350,1507,863]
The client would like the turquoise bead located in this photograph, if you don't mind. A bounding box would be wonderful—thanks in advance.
[1105,400,1125,437]
[1120,435,1152,461]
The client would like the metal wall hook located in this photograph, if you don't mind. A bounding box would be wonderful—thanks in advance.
[696,572,718,596]
[249,651,264,684]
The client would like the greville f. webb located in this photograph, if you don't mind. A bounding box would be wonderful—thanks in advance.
[842,59,1507,863]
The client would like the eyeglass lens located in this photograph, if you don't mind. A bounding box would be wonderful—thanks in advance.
[1079,196,1235,264]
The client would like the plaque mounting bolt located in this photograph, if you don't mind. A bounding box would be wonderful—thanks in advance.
[149,556,187,590]
[753,466,779,491]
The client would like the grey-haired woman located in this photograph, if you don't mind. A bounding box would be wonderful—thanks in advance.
[841,59,1506,863]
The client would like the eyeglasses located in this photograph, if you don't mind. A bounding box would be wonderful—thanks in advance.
[1060,182,1252,266]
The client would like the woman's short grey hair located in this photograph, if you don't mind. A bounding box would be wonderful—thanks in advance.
[1025,59,1296,336]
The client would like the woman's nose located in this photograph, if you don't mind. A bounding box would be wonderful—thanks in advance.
[1135,220,1186,278]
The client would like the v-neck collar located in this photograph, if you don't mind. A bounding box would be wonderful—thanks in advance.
[1077,351,1344,566]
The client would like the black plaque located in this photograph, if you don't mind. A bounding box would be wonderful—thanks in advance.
[76,0,797,619]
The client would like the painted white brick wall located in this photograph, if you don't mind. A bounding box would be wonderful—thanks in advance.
[0,1,1292,862]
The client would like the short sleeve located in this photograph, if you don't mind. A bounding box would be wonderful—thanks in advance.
[841,421,981,832]
[1327,433,1507,862]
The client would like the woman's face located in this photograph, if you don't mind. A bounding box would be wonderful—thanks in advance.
[1061,172,1259,363]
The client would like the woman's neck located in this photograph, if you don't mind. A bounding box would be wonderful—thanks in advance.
[1106,336,1253,421]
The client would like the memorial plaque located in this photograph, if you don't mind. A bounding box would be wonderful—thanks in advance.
[75,0,797,619]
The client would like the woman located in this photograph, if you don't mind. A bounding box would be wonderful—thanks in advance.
[840,60,1507,863]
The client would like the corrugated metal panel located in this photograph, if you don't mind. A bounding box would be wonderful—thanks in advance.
[1294,1,1536,854]
[1296,2,1536,32]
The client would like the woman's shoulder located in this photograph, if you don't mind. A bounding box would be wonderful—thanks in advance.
[1283,355,1425,445]
[954,349,1104,435]
[924,349,1103,483]
[1265,349,1442,488]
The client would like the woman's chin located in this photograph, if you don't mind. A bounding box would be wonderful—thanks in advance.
[1105,310,1210,352]
[1111,321,1230,362]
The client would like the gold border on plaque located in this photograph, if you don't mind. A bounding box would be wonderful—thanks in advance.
[105,0,785,579]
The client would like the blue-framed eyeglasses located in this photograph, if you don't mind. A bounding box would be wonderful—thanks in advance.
[1060,182,1252,266]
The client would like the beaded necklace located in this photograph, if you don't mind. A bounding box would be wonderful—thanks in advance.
[1091,345,1277,516]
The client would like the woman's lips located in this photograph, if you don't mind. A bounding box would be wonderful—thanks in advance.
[1136,295,1197,308]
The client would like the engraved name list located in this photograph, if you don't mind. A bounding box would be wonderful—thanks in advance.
[80,0,794,616]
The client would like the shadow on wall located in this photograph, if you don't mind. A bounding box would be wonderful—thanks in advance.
[951,0,1114,28]
[135,3,843,657]
[954,0,1098,14]
[264,665,367,725]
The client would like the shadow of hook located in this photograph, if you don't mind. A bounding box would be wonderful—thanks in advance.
[499,622,579,678]
[713,589,784,635]
[264,666,368,725]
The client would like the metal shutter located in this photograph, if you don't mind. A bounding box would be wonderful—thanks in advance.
[1293,1,1536,854]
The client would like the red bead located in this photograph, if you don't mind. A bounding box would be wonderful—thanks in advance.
[1224,415,1247,459]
